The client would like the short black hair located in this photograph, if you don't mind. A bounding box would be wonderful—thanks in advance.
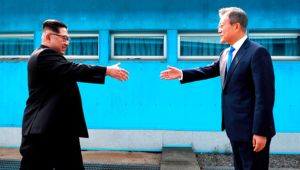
[42,19,67,33]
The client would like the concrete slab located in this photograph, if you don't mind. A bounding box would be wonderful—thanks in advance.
[160,147,200,170]
[161,164,200,170]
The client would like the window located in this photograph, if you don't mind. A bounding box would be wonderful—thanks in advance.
[249,32,300,60]
[0,34,34,59]
[65,33,98,60]
[111,33,166,60]
[178,33,227,60]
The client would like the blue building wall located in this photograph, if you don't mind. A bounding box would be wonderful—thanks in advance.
[0,0,300,133]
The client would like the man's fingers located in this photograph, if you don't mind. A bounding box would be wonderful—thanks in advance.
[253,144,258,152]
[160,70,170,75]
[160,73,168,79]
[254,143,262,152]
[253,136,258,152]
[160,74,176,80]
[111,69,129,81]
[160,67,181,80]
[253,141,265,152]
[119,72,128,79]
[161,76,170,80]
[118,70,129,79]
[119,69,129,75]
[115,62,121,67]
[160,75,168,79]
[160,71,170,77]
[160,70,170,78]
[116,75,128,81]
[118,71,129,81]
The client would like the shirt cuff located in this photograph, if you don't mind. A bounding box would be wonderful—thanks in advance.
[179,70,183,80]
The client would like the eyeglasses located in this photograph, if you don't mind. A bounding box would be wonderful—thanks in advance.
[50,33,71,42]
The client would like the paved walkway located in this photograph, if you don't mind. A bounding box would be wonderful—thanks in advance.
[0,148,160,165]
[1,148,299,170]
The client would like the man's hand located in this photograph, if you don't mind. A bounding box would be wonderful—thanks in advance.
[106,63,129,81]
[253,134,267,152]
[160,66,182,80]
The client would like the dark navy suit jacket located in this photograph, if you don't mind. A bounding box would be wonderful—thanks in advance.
[22,45,107,138]
[181,38,275,141]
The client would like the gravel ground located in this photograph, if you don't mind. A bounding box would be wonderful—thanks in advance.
[196,153,300,169]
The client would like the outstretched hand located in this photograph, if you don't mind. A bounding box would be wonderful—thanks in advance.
[106,63,129,81]
[160,65,182,80]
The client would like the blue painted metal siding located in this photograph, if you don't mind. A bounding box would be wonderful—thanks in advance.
[0,0,299,132]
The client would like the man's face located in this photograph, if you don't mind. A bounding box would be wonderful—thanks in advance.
[218,15,236,44]
[48,27,69,54]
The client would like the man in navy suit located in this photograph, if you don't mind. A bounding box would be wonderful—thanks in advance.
[161,7,275,170]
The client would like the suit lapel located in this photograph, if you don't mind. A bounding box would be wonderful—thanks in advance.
[220,49,228,89]
[224,38,250,89]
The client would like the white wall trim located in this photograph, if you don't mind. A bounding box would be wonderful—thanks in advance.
[1,128,299,153]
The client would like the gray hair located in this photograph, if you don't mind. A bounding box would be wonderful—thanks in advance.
[219,7,248,32]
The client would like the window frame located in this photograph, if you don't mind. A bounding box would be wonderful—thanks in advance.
[178,33,222,61]
[111,33,167,60]
[248,32,300,61]
[0,33,34,60]
[64,32,99,60]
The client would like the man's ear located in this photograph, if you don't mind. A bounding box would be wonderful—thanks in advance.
[234,23,241,32]
[45,33,51,41]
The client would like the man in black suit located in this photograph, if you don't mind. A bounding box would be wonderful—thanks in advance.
[161,7,275,170]
[20,19,129,170]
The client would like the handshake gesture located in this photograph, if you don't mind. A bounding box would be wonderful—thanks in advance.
[160,65,182,80]
[106,63,129,81]
[106,64,182,81]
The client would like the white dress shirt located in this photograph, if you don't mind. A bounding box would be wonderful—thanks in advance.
[230,35,248,61]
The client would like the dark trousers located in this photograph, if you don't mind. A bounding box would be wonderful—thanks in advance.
[230,139,271,170]
[20,134,84,170]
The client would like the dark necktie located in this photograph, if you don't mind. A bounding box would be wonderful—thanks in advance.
[227,46,235,73]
